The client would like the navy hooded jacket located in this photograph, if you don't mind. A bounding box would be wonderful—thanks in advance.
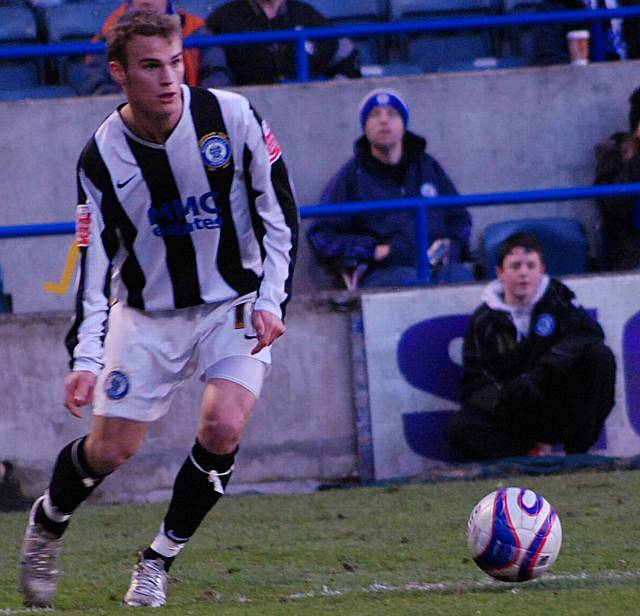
[307,131,471,270]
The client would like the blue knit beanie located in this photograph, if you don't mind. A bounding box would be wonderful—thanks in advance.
[359,89,409,130]
[127,0,176,14]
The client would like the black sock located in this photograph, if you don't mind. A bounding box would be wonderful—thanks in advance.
[162,440,236,543]
[142,547,175,572]
[34,437,108,537]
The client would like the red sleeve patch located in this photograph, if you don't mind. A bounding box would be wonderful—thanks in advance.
[261,120,282,165]
[76,204,91,247]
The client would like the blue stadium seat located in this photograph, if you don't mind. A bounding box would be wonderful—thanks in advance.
[0,5,38,42]
[481,217,590,278]
[178,0,227,20]
[0,5,43,94]
[0,83,75,99]
[42,2,114,88]
[305,0,388,64]
[361,61,423,77]
[391,0,500,72]
[43,2,115,43]
[306,0,387,21]
[500,0,548,65]
[0,62,39,89]
[437,54,528,71]
[390,0,498,20]
[502,0,545,10]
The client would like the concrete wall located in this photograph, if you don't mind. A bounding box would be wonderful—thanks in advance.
[0,61,637,312]
[0,295,357,501]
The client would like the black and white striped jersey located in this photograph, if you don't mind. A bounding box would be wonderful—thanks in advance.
[66,85,298,373]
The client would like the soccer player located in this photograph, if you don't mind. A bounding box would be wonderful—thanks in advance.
[18,10,298,609]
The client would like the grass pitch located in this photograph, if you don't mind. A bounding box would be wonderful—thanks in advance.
[1,469,640,615]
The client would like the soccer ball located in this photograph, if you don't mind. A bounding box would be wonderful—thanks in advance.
[467,487,562,582]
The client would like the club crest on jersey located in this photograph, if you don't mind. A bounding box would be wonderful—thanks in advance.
[75,204,91,247]
[104,369,129,401]
[420,183,438,198]
[535,313,556,337]
[199,132,231,169]
[261,120,282,165]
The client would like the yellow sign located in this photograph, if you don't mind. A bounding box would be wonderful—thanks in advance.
[43,242,79,295]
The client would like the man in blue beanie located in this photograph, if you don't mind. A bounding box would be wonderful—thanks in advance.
[307,88,472,290]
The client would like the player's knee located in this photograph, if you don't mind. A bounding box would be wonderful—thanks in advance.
[198,414,245,453]
[87,440,139,473]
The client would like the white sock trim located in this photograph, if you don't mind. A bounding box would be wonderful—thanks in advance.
[42,489,72,523]
[189,453,234,495]
[150,524,187,558]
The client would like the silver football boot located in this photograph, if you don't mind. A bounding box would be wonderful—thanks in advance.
[123,556,168,608]
[19,495,64,608]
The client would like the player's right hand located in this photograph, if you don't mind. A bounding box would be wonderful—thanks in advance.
[64,371,97,418]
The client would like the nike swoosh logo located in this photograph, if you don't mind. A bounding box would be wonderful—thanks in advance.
[116,175,136,189]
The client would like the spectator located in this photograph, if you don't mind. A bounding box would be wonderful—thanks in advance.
[530,0,640,66]
[307,89,472,289]
[81,0,230,95]
[206,0,361,86]
[594,86,640,270]
[446,233,615,460]
[0,460,30,512]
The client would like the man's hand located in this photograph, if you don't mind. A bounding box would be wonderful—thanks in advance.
[251,309,286,355]
[623,135,640,161]
[64,371,97,418]
[374,244,391,262]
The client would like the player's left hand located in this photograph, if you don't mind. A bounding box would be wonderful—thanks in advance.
[251,309,285,355]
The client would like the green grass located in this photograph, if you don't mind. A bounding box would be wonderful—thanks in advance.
[2,470,640,614]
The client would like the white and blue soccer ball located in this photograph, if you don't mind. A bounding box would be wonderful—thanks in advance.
[467,487,562,582]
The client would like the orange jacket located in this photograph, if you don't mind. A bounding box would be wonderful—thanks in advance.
[92,4,205,87]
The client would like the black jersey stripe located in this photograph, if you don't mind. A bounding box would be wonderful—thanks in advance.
[189,87,259,296]
[126,135,204,309]
[81,138,147,309]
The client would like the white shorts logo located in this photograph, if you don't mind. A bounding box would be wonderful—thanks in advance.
[105,370,130,401]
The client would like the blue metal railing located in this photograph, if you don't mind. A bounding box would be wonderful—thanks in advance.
[3,182,640,284]
[2,7,640,82]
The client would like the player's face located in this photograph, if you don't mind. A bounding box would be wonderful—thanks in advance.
[130,0,169,12]
[112,34,184,121]
[497,247,546,306]
[365,105,405,150]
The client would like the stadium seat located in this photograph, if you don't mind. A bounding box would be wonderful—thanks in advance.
[500,0,549,65]
[481,217,590,278]
[502,0,545,10]
[305,0,388,65]
[43,2,115,43]
[0,62,39,89]
[42,2,114,88]
[390,0,501,72]
[390,0,499,20]
[178,0,227,20]
[0,84,76,99]
[361,61,423,77]
[0,5,38,42]
[437,54,528,72]
[0,5,43,94]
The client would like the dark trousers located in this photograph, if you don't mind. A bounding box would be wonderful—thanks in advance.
[446,343,616,460]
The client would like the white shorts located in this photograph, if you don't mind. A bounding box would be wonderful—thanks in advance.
[92,293,270,422]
